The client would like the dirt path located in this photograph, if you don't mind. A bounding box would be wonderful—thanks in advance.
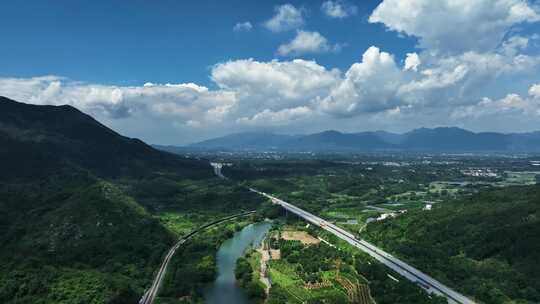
[257,248,272,295]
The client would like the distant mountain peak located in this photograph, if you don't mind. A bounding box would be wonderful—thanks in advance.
[319,130,343,135]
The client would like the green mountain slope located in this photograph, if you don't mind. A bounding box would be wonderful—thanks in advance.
[365,185,540,303]
[0,174,173,303]
[0,97,216,303]
[0,96,211,180]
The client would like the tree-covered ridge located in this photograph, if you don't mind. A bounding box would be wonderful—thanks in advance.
[0,173,173,303]
[0,96,211,180]
[0,97,224,303]
[0,169,264,303]
[365,185,540,303]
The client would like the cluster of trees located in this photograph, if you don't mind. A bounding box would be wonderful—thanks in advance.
[235,255,265,301]
[265,222,450,304]
[0,167,262,303]
[0,163,272,303]
[267,238,351,304]
[1,98,267,303]
[235,257,253,284]
[159,222,252,302]
[0,175,172,304]
[230,159,474,217]
[125,177,264,213]
[354,253,447,304]
[365,185,540,303]
[266,285,290,304]
[278,240,351,283]
[224,160,342,181]
[159,240,216,301]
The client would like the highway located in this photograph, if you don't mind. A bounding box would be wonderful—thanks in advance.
[211,162,475,303]
[249,188,476,304]
[139,211,256,304]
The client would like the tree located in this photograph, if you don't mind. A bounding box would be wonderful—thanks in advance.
[246,282,265,300]
[235,257,253,286]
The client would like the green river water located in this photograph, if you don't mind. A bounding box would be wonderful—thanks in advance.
[204,222,271,304]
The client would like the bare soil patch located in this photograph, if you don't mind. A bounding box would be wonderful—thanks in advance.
[281,230,320,245]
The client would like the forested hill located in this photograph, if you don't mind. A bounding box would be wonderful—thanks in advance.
[0,96,211,179]
[0,97,213,303]
[365,185,540,304]
[0,175,174,303]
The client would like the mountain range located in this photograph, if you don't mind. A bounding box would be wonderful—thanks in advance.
[179,128,540,152]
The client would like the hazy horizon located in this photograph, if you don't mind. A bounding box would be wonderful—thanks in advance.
[182,126,540,146]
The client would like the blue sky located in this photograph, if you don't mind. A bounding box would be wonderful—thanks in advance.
[0,0,415,86]
[1,0,540,144]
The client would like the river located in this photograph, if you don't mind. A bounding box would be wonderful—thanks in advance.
[204,221,272,304]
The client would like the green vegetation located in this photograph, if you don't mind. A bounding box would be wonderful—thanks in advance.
[3,98,540,303]
[0,97,211,180]
[0,168,262,303]
[229,158,472,216]
[156,218,255,304]
[0,174,172,304]
[123,177,262,213]
[365,185,540,303]
[235,254,266,302]
[260,222,444,304]
[222,155,540,303]
[0,98,263,303]
[354,253,446,304]
[502,171,540,186]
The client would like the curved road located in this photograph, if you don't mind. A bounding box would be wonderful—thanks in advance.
[139,211,256,304]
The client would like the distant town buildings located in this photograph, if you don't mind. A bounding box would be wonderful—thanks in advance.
[461,168,498,178]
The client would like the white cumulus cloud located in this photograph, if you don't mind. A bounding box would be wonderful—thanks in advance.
[0,76,237,124]
[233,22,253,32]
[4,0,540,145]
[321,1,357,19]
[237,106,312,126]
[211,58,340,113]
[264,4,304,32]
[404,53,421,71]
[452,84,540,120]
[319,46,403,116]
[529,83,540,98]
[369,0,540,54]
[277,30,341,56]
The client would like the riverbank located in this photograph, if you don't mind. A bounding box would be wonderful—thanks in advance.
[205,222,272,304]
[152,214,256,303]
[256,231,280,296]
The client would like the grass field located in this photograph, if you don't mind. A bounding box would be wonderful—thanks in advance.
[502,171,540,185]
[156,212,199,236]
